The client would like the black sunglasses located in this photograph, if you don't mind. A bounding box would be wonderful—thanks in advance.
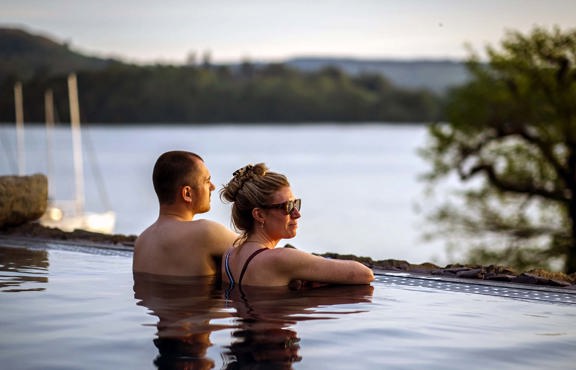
[261,198,301,215]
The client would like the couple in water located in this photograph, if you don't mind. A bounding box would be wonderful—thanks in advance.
[133,150,373,288]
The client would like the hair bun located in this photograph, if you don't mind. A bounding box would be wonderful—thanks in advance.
[221,163,268,202]
[233,164,254,178]
[233,163,268,180]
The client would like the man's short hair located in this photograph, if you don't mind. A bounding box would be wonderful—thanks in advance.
[152,151,204,204]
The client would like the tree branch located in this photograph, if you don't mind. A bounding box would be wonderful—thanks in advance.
[460,162,568,203]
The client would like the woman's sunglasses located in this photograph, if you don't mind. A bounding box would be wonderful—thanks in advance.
[261,198,302,215]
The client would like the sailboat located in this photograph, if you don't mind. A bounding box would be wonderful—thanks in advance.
[31,73,116,233]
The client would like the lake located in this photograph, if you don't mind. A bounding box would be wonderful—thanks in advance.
[0,123,451,265]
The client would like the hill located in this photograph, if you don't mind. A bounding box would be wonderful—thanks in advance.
[285,57,470,93]
[1,27,468,93]
[0,27,118,82]
[0,27,454,123]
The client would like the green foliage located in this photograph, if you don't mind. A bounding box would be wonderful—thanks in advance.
[0,28,113,82]
[0,27,445,124]
[0,62,444,124]
[420,26,576,273]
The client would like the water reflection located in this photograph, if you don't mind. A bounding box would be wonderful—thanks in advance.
[223,284,374,369]
[135,273,374,370]
[0,245,48,292]
[133,273,234,369]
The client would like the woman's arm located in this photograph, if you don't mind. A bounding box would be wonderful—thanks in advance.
[275,248,374,285]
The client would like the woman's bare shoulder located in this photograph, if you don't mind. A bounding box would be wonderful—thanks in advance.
[266,247,322,267]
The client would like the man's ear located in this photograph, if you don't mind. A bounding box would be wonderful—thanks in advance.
[182,186,193,203]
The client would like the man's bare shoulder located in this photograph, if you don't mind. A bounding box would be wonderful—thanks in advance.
[193,219,238,249]
[137,218,234,243]
[133,218,237,275]
[134,222,159,248]
[192,218,228,230]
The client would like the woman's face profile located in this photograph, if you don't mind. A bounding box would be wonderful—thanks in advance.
[262,186,300,240]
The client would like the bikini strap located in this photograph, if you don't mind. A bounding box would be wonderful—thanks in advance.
[238,248,268,287]
[224,248,235,288]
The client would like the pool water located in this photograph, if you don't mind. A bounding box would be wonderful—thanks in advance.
[1,243,575,370]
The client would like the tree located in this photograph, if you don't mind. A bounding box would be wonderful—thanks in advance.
[420,27,576,273]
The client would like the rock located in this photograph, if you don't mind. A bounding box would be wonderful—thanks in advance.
[1,222,136,246]
[456,268,484,279]
[485,274,516,282]
[546,279,572,287]
[444,267,473,274]
[525,268,575,285]
[0,174,48,228]
[485,265,517,275]
[513,273,550,286]
[318,252,375,267]
[373,259,411,271]
[511,271,574,287]
[414,262,441,271]
[431,269,449,276]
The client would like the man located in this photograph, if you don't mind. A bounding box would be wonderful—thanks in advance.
[133,151,237,276]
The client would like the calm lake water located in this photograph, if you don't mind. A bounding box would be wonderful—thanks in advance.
[1,244,575,370]
[1,123,450,264]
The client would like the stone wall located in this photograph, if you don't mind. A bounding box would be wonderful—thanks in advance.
[0,174,48,228]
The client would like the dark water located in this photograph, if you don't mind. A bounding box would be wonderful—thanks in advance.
[1,243,575,369]
[134,272,373,369]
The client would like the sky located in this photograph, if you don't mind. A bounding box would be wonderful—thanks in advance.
[1,0,575,64]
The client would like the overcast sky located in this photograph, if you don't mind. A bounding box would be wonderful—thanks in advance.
[1,0,575,64]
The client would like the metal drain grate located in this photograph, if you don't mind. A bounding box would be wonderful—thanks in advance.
[376,272,576,305]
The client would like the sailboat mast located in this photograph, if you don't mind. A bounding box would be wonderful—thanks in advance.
[44,89,55,192]
[14,82,25,175]
[67,74,85,216]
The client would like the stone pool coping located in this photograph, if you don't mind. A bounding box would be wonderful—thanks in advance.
[1,222,575,290]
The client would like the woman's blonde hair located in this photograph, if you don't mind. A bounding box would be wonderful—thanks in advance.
[220,163,289,244]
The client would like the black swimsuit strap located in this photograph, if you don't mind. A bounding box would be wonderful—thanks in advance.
[238,248,268,287]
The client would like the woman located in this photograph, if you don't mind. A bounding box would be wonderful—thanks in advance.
[220,163,374,288]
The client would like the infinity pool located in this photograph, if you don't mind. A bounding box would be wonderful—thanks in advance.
[1,242,575,369]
